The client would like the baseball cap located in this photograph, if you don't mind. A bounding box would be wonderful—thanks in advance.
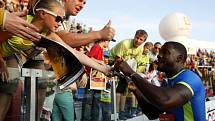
[104,51,109,57]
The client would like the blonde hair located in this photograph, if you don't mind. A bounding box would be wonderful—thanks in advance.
[33,0,63,14]
[144,42,153,48]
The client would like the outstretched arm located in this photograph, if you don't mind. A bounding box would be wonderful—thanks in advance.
[47,33,111,75]
[2,10,41,42]
[56,20,115,47]
[116,61,193,112]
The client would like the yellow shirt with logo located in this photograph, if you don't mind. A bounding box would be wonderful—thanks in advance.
[0,15,35,57]
[136,53,150,73]
[109,39,143,61]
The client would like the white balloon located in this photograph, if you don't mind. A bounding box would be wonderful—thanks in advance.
[159,12,192,42]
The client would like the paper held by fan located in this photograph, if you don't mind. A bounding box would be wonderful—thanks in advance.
[90,69,106,90]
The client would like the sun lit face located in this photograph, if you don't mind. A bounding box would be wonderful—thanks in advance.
[40,7,65,32]
[65,0,86,16]
[153,43,162,54]
[157,44,179,73]
[133,34,147,47]
[143,46,152,54]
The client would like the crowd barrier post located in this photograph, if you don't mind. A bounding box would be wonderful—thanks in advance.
[111,77,118,121]
[21,68,43,121]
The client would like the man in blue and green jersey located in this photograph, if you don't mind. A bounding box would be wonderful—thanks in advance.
[116,41,206,121]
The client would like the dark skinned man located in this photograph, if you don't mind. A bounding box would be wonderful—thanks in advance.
[115,41,206,121]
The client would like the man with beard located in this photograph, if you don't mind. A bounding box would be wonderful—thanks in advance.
[115,41,206,121]
[149,42,162,63]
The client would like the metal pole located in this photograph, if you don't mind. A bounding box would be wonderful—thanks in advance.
[22,68,42,121]
[111,77,118,121]
[30,74,36,121]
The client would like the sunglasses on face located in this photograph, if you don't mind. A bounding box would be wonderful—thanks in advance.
[36,8,64,23]
[155,46,161,50]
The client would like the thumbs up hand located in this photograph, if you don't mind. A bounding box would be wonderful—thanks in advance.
[99,20,115,41]
[105,20,111,28]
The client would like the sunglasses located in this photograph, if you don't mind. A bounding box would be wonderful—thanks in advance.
[36,8,66,30]
[36,8,64,23]
[155,46,161,50]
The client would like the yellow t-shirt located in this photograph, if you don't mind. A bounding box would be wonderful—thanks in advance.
[46,47,68,80]
[0,15,35,57]
[0,14,66,81]
[135,53,150,73]
[0,15,50,58]
[109,39,143,61]
[0,36,34,57]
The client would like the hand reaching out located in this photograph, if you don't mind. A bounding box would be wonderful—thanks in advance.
[4,10,41,42]
[114,61,135,76]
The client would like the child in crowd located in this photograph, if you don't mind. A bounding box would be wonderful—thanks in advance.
[82,39,114,121]
[136,42,153,73]
[0,0,65,120]
[139,62,161,86]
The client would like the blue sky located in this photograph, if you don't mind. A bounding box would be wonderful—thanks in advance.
[75,0,215,48]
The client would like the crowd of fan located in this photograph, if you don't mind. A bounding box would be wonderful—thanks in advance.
[186,49,215,98]
[0,0,28,12]
[0,0,214,121]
